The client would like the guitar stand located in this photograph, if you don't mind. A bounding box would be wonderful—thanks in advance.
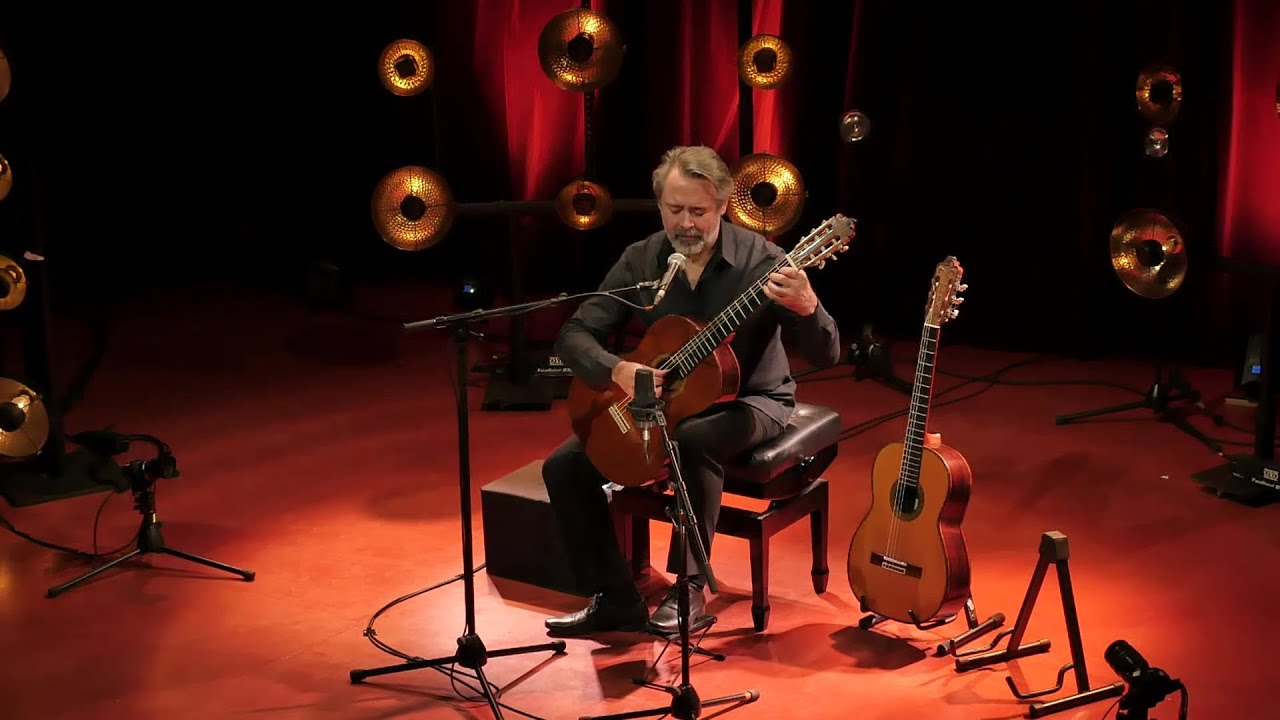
[857,596,1006,658]
[47,460,255,598]
[954,531,1124,718]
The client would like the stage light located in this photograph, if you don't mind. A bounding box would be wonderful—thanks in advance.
[555,179,613,231]
[371,166,454,251]
[727,153,805,236]
[537,7,623,92]
[1109,208,1186,299]
[0,377,49,459]
[738,34,792,90]
[839,110,870,142]
[1136,63,1182,126]
[0,255,26,311]
[0,47,10,103]
[0,153,11,202]
[1144,127,1169,158]
[1104,640,1188,719]
[378,39,434,97]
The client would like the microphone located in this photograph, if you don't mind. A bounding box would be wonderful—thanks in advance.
[651,253,687,306]
[627,367,663,463]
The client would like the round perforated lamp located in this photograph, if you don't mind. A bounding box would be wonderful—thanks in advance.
[0,154,11,202]
[379,39,434,97]
[537,8,623,92]
[555,179,614,231]
[0,48,10,103]
[371,166,454,251]
[0,377,48,459]
[1109,208,1187,300]
[839,111,870,142]
[0,255,27,311]
[738,34,793,90]
[727,153,805,236]
[1135,63,1182,126]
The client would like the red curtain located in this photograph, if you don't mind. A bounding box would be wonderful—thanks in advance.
[467,0,587,202]
[1217,0,1280,267]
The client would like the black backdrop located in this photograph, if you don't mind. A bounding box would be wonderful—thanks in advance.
[0,1,1252,370]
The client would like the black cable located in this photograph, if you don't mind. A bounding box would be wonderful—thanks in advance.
[354,332,547,720]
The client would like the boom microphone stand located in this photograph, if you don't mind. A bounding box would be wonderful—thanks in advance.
[582,369,759,720]
[349,283,661,718]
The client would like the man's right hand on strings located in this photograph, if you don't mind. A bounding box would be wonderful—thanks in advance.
[612,360,668,398]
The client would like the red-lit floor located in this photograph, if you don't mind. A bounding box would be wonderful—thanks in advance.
[1,283,1274,720]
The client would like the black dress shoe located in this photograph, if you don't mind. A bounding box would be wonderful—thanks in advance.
[545,594,649,637]
[647,583,713,636]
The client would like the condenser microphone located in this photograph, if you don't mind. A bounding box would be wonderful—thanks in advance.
[627,368,663,463]
[651,253,687,306]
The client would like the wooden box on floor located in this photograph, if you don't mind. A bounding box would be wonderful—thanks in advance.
[480,459,591,597]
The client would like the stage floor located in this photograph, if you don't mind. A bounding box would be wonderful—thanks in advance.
[1,282,1272,719]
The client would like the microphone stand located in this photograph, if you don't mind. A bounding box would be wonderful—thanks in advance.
[583,371,759,720]
[348,284,658,719]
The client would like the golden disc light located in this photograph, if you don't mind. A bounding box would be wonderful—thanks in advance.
[555,179,613,231]
[738,34,793,90]
[0,154,11,202]
[537,8,623,92]
[839,110,870,142]
[1110,208,1187,299]
[371,166,454,251]
[727,153,805,236]
[1136,63,1182,126]
[0,48,10,103]
[379,39,434,97]
[0,255,27,311]
[0,377,49,459]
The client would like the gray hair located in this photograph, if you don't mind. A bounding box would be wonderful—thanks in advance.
[651,145,733,202]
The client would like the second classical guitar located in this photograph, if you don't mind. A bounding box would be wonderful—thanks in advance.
[566,215,856,488]
[846,256,972,625]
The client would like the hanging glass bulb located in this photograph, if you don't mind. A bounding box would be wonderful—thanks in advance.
[1144,127,1169,158]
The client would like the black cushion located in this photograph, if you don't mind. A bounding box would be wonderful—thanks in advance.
[726,402,841,486]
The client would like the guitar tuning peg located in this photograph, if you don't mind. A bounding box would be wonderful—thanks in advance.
[958,284,968,292]
[949,308,960,318]
[818,260,826,269]
[954,297,965,304]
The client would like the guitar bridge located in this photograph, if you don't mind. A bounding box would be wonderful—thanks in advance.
[607,405,630,433]
[870,552,924,579]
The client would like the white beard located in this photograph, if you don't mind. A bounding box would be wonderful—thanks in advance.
[670,234,706,256]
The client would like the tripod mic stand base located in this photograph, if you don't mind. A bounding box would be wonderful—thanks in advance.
[349,635,567,683]
[580,687,760,720]
[46,485,255,599]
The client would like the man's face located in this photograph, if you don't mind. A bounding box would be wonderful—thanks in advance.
[658,169,728,257]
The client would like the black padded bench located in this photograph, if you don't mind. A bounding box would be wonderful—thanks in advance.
[609,402,842,631]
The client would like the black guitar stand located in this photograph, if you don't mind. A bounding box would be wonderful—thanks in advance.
[47,448,255,598]
[857,595,1005,658]
[954,532,1124,718]
[581,370,758,720]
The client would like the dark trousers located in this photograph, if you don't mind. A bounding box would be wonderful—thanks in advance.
[542,401,783,600]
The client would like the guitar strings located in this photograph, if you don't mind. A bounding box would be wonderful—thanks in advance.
[887,283,937,561]
[606,223,837,416]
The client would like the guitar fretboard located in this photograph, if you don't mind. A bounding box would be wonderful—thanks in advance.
[657,255,789,380]
[899,323,940,487]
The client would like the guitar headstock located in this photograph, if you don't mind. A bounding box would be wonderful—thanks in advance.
[925,256,966,327]
[789,214,856,270]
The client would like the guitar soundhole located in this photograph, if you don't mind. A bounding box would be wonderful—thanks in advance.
[889,481,924,521]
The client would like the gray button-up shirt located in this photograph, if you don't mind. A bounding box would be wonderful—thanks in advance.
[555,219,842,429]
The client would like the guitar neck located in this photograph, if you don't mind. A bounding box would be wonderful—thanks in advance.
[900,323,940,486]
[658,255,788,379]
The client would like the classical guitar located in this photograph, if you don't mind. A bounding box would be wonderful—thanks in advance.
[566,214,856,488]
[846,256,971,625]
